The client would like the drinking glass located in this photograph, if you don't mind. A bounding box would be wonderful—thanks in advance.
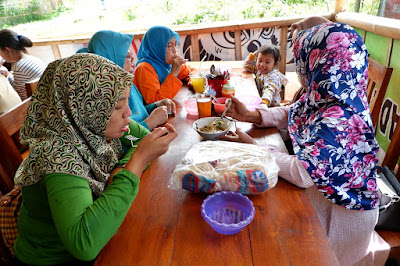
[190,73,206,93]
[196,95,212,118]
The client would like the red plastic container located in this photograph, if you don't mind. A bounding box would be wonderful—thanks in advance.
[207,78,228,97]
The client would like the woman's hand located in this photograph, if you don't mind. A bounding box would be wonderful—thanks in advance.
[155,99,176,115]
[0,66,10,77]
[291,16,330,41]
[187,80,193,89]
[125,123,177,177]
[225,97,262,124]
[144,106,169,130]
[218,128,257,144]
[170,56,188,77]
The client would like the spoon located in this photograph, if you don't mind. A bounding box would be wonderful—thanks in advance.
[210,94,221,104]
[220,99,232,119]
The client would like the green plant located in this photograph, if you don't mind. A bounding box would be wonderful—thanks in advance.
[0,0,68,28]
[125,8,137,21]
[348,0,379,15]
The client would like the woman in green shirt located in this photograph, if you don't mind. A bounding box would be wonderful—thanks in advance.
[13,53,177,265]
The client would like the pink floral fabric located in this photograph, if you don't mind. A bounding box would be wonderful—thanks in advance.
[289,22,379,210]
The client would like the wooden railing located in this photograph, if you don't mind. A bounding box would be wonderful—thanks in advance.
[29,13,335,75]
[335,12,400,66]
[27,12,400,101]
[29,11,400,76]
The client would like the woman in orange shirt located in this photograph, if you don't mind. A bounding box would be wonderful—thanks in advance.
[134,26,192,104]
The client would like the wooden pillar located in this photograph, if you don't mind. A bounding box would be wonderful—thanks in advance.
[190,34,200,61]
[335,0,348,15]
[51,44,61,59]
[234,30,242,60]
[279,26,288,75]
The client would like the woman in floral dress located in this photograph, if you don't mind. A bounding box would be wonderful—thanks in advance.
[221,20,390,265]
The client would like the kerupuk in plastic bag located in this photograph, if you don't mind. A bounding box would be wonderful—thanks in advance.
[169,141,279,195]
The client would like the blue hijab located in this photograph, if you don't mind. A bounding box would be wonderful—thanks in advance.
[136,26,179,84]
[80,30,155,130]
[88,30,133,67]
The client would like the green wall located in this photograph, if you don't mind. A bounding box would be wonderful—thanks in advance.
[377,39,400,151]
[354,28,400,154]
[365,32,390,64]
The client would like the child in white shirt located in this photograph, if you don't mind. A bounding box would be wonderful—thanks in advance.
[243,45,288,107]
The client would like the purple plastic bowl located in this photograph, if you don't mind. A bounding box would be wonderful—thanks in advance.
[201,191,255,235]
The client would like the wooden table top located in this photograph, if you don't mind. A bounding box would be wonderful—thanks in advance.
[94,67,338,266]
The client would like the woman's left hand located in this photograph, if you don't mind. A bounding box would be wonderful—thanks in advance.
[155,99,176,115]
[218,128,257,144]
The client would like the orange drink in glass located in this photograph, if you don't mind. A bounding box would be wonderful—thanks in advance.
[196,95,212,118]
[190,73,206,93]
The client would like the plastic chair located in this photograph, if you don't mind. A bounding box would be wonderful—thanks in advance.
[367,57,393,128]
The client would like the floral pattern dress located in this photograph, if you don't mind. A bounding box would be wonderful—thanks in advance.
[289,22,380,210]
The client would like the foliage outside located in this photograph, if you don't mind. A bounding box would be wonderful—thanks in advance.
[0,0,67,28]
[0,0,381,38]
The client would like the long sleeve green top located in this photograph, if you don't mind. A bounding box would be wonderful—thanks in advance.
[14,120,149,265]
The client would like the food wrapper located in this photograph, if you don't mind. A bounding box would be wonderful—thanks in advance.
[169,141,279,195]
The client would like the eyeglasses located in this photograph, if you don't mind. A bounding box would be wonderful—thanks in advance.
[167,42,179,51]
[126,50,135,63]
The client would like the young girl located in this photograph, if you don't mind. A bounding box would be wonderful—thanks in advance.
[243,45,288,107]
[0,29,46,100]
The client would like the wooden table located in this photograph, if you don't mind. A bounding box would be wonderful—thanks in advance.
[94,66,338,266]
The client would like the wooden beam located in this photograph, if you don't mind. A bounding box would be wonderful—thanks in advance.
[336,12,400,40]
[335,0,348,14]
[234,30,242,60]
[51,44,61,59]
[190,34,200,61]
[279,26,288,75]
[31,14,335,47]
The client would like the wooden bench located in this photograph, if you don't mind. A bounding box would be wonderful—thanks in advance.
[0,97,30,194]
[0,97,31,264]
[25,79,39,97]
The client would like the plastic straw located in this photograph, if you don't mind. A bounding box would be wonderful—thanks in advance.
[198,54,207,74]
[186,64,192,75]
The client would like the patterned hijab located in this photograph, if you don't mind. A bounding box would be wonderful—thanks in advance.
[14,53,134,196]
[136,25,179,84]
[289,22,379,210]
